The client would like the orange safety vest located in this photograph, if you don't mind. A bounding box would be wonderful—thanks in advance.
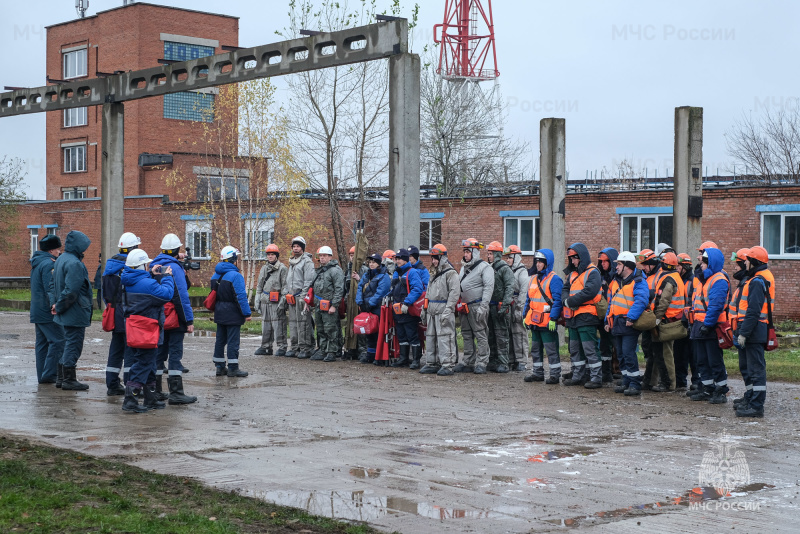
[564,265,602,318]
[524,271,555,327]
[728,279,747,331]
[646,270,659,308]
[686,276,702,323]
[607,277,636,327]
[653,270,686,320]
[692,271,728,324]
[738,269,775,328]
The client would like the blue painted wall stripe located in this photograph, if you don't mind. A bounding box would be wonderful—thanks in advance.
[499,210,539,217]
[26,225,41,229]
[180,214,214,221]
[756,204,800,212]
[420,212,444,219]
[241,212,279,220]
[615,206,673,215]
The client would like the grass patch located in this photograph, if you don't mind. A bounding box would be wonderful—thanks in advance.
[0,289,32,300]
[0,435,378,534]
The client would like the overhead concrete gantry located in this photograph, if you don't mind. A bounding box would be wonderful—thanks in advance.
[0,19,420,262]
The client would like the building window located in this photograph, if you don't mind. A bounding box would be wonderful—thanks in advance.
[164,41,214,62]
[419,219,442,252]
[62,188,87,199]
[63,145,86,173]
[63,48,87,79]
[244,219,275,260]
[197,175,249,201]
[504,217,539,253]
[164,91,215,122]
[30,228,39,257]
[762,212,800,257]
[64,107,87,128]
[186,221,211,260]
[621,215,673,253]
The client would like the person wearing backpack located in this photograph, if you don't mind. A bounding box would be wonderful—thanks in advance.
[120,249,175,413]
[733,246,774,418]
[30,234,64,385]
[523,249,563,384]
[211,246,252,377]
[150,234,197,405]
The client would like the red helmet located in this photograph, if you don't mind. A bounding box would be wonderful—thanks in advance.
[503,245,522,255]
[677,253,693,265]
[636,249,656,263]
[265,243,280,255]
[731,248,750,263]
[661,252,678,267]
[746,246,769,264]
[349,246,356,254]
[487,241,504,252]
[430,243,447,256]
[698,240,718,251]
[462,238,483,249]
[382,249,396,259]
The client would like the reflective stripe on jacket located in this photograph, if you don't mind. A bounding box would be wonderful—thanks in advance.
[525,271,554,328]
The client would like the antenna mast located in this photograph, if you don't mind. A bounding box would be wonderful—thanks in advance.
[75,0,89,18]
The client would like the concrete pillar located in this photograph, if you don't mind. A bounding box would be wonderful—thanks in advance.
[539,118,566,272]
[388,53,421,251]
[101,102,125,266]
[673,106,703,255]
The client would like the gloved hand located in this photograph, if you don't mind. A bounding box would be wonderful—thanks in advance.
[699,324,710,337]
[543,305,551,313]
[655,318,662,326]
[479,304,489,316]
[401,304,409,314]
[499,304,510,315]
[737,334,746,347]
[548,319,557,331]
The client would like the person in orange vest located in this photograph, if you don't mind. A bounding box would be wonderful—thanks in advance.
[733,246,774,418]
[562,243,604,388]
[597,247,619,383]
[604,251,650,395]
[689,246,730,403]
[727,247,751,402]
[647,251,686,391]
[523,249,563,383]
[684,242,716,396]
[674,253,696,390]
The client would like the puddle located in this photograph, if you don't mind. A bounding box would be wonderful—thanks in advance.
[491,475,551,486]
[350,467,381,479]
[543,484,775,527]
[72,436,100,442]
[527,447,597,462]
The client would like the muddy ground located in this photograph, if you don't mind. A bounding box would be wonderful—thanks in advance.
[1,311,798,533]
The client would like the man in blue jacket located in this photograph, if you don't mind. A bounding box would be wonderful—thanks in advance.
[523,249,563,384]
[101,232,140,396]
[390,249,424,368]
[211,246,252,377]
[151,233,197,404]
[49,230,93,391]
[30,234,64,385]
[121,249,175,413]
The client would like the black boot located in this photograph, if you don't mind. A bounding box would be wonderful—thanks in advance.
[107,382,125,396]
[122,384,148,413]
[167,375,198,405]
[391,345,411,367]
[143,383,166,410]
[154,374,169,401]
[602,360,613,383]
[227,364,249,377]
[55,364,64,388]
[409,345,422,370]
[61,367,89,391]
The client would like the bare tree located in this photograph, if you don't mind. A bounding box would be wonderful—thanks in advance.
[726,108,800,183]
[0,156,27,252]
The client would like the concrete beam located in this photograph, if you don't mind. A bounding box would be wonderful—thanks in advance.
[539,118,566,271]
[0,20,408,117]
[388,53,421,251]
[101,103,125,268]
[673,106,703,255]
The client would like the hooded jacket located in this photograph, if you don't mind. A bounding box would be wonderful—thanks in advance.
[30,250,58,324]
[392,262,424,323]
[285,252,316,297]
[357,265,392,316]
[151,253,194,331]
[256,259,288,308]
[210,261,252,326]
[411,258,430,289]
[736,263,770,343]
[606,268,650,336]
[562,242,602,328]
[312,259,345,307]
[120,267,175,329]
[509,254,530,308]
[523,248,563,326]
[101,253,128,333]
[50,231,93,328]
[598,247,619,290]
[459,252,494,309]
[690,247,729,339]
[425,257,460,316]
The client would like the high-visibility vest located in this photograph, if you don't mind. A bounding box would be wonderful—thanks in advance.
[565,265,602,318]
[693,271,728,324]
[685,276,702,323]
[524,271,555,327]
[728,279,747,331]
[738,270,775,328]
[608,277,636,325]
[654,270,686,320]
[646,269,659,308]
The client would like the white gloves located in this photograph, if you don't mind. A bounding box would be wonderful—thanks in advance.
[737,335,746,347]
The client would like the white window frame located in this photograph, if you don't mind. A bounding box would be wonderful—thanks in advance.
[620,214,673,253]
[64,107,87,128]
[186,220,212,260]
[62,188,87,199]
[244,218,275,260]
[63,48,87,79]
[63,145,87,173]
[760,212,800,259]
[419,218,442,253]
[30,228,39,257]
[503,217,539,254]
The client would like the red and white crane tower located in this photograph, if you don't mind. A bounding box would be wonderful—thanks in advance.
[434,0,499,81]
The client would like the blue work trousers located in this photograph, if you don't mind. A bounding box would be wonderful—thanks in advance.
[34,322,64,382]
[60,326,85,368]
[614,333,641,390]
[213,324,241,369]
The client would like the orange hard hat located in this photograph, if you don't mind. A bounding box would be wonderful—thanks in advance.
[503,245,522,255]
[430,243,447,256]
[677,253,693,265]
[746,246,769,264]
[349,246,355,254]
[636,249,656,263]
[487,241,504,252]
[731,248,750,263]
[265,243,280,254]
[382,249,396,259]
[462,238,483,249]
[698,241,718,251]
[661,252,678,267]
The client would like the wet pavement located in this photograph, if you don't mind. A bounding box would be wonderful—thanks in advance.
[1,311,799,533]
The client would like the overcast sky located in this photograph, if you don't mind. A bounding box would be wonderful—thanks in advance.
[2,0,798,199]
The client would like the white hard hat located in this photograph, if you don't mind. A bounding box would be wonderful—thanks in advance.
[616,251,637,264]
[125,249,151,268]
[291,236,306,246]
[161,233,182,250]
[318,246,333,256]
[220,245,240,261]
[118,232,141,249]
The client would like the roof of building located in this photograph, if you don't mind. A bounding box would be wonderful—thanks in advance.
[46,2,238,30]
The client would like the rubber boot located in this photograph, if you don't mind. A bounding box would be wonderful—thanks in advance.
[602,360,613,383]
[227,364,249,377]
[55,364,64,388]
[122,384,148,413]
[254,347,268,355]
[391,345,411,367]
[61,367,89,391]
[167,375,197,405]
[154,374,169,401]
[409,345,422,370]
[143,383,166,410]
